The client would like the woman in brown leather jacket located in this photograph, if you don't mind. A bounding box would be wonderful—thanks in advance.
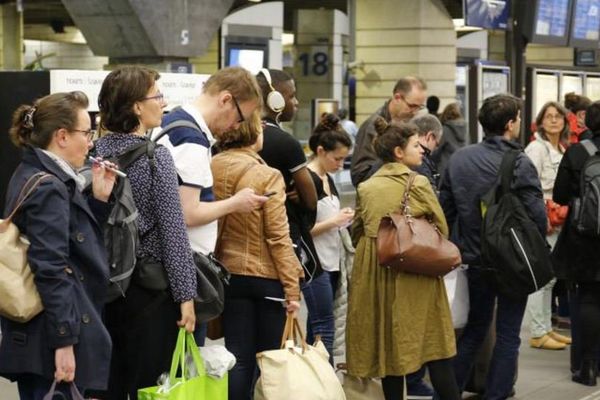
[211,110,303,400]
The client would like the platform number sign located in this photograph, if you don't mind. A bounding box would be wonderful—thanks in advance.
[298,49,329,77]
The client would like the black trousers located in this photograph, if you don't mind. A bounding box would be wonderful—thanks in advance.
[382,358,460,400]
[223,274,287,400]
[578,282,600,365]
[100,283,180,400]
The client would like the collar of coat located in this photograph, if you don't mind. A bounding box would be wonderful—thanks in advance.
[22,146,79,188]
[482,135,523,150]
[222,147,267,165]
[371,162,412,178]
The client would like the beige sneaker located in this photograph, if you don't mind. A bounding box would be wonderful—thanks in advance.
[530,334,567,350]
[549,330,572,345]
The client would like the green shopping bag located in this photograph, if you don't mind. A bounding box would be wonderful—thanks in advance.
[138,328,227,400]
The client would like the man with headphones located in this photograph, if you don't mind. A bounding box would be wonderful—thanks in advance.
[255,68,321,277]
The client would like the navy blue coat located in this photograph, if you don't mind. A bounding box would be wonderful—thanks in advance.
[0,147,112,390]
[439,136,547,266]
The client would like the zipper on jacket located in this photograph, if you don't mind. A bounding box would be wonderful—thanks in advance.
[510,228,539,292]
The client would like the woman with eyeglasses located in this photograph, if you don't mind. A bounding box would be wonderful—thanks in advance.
[1,91,116,399]
[524,102,571,352]
[93,66,198,399]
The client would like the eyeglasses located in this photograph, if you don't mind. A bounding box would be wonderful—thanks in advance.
[543,113,563,121]
[72,129,96,141]
[232,95,245,123]
[143,92,165,103]
[400,95,425,111]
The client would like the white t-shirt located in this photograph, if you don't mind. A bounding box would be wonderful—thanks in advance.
[153,104,218,254]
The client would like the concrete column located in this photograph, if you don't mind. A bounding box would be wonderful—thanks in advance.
[354,0,456,124]
[489,31,574,67]
[0,3,23,70]
[190,34,219,74]
[293,9,349,140]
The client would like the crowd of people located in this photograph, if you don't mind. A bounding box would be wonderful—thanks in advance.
[1,63,599,400]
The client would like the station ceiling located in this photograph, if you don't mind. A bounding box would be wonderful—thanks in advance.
[0,0,464,32]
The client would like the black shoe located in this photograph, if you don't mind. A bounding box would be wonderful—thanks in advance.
[572,360,599,386]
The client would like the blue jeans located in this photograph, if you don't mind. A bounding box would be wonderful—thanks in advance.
[302,270,337,365]
[223,274,287,400]
[453,268,526,400]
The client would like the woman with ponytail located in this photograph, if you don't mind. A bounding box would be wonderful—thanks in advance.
[304,113,353,364]
[346,117,460,400]
[1,92,116,399]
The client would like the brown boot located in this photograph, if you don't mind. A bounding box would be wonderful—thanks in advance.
[529,334,567,350]
[549,330,572,345]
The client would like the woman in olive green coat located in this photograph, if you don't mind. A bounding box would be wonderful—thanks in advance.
[346,118,459,400]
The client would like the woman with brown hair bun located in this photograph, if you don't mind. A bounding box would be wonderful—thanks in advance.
[1,91,116,398]
[211,110,303,400]
[346,117,459,400]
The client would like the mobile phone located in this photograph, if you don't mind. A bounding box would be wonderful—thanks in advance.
[263,191,277,197]
[264,296,287,307]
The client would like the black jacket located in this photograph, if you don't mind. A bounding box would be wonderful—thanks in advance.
[552,134,600,282]
[431,120,467,177]
[416,145,440,190]
[439,136,546,266]
[0,147,112,390]
[350,101,390,187]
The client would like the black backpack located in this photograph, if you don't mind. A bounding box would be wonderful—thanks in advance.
[480,149,554,300]
[102,140,157,302]
[571,140,600,237]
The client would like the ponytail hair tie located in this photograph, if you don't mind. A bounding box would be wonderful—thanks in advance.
[23,106,36,129]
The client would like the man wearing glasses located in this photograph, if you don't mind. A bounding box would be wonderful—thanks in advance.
[152,67,268,343]
[350,76,427,187]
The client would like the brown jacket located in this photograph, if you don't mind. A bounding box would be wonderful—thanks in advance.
[211,148,304,300]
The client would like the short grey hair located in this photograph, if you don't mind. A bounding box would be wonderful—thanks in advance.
[410,114,443,140]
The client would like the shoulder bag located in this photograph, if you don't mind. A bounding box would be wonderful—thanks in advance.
[0,172,51,322]
[377,172,461,277]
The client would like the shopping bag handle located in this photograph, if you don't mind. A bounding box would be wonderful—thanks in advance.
[168,328,207,383]
[279,313,308,352]
[42,380,85,400]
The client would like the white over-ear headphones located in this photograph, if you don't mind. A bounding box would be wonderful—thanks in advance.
[260,68,286,113]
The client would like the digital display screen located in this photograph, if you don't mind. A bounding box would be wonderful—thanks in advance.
[482,70,509,101]
[535,73,560,117]
[562,74,584,96]
[465,0,510,29]
[535,0,571,37]
[586,76,600,100]
[572,0,600,40]
[227,49,265,75]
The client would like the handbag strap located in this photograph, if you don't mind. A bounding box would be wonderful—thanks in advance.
[279,314,308,352]
[42,380,85,400]
[400,172,418,217]
[0,172,51,231]
[168,328,207,384]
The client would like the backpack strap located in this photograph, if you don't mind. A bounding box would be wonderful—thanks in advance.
[580,139,598,157]
[499,149,520,197]
[153,120,203,144]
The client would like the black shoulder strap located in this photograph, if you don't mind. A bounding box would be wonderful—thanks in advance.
[581,139,598,157]
[153,120,203,144]
[499,149,520,196]
[114,141,152,170]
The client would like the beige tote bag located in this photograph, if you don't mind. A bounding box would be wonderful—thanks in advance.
[254,314,346,400]
[0,173,50,322]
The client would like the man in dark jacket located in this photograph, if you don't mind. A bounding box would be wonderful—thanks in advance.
[439,94,546,399]
[553,100,600,385]
[350,76,427,187]
[411,113,443,190]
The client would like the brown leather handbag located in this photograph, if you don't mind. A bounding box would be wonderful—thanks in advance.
[377,173,461,277]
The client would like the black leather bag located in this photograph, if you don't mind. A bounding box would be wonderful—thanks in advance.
[193,252,230,323]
